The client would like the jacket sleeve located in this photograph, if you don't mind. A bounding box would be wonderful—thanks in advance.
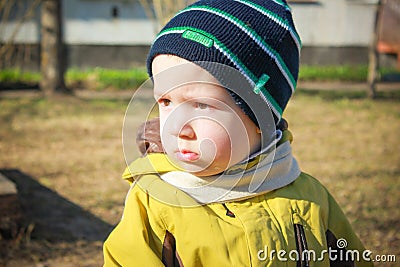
[326,191,374,267]
[103,184,166,267]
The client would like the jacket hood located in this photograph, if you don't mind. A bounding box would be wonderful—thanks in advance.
[122,153,181,184]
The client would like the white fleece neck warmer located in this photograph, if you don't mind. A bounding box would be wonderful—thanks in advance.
[160,141,301,204]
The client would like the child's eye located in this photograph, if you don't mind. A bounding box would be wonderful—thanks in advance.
[158,99,171,107]
[195,102,210,110]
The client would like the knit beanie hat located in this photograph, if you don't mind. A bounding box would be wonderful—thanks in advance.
[147,0,301,125]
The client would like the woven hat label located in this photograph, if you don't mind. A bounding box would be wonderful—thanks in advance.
[182,30,213,48]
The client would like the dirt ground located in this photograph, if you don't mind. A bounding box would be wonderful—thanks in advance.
[0,94,132,267]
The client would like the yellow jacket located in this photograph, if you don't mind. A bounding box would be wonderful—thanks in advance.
[103,154,372,266]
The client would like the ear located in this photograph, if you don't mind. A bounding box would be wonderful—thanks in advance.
[256,127,261,134]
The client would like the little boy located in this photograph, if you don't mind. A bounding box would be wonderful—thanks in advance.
[103,0,372,266]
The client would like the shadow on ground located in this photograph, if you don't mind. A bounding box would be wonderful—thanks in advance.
[0,82,39,91]
[0,169,113,242]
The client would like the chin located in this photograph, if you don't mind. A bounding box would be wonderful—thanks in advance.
[191,164,226,177]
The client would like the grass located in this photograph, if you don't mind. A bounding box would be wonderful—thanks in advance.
[0,67,149,91]
[0,68,41,84]
[298,65,400,82]
[298,65,368,81]
[0,89,399,266]
[1,65,399,91]
[65,67,149,91]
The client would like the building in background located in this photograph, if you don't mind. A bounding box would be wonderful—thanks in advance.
[1,0,397,71]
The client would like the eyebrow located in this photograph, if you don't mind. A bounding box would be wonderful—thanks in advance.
[153,85,171,99]
[153,82,228,103]
[153,92,161,100]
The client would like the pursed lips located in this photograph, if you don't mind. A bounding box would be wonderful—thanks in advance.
[175,149,200,162]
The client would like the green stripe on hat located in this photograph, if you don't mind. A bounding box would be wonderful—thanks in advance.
[259,87,283,117]
[235,0,302,50]
[177,6,297,92]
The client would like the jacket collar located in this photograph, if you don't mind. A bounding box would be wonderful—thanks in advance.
[123,130,300,204]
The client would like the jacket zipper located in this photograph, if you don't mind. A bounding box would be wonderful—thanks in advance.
[294,223,309,267]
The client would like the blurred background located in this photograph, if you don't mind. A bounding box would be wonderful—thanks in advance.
[0,0,399,266]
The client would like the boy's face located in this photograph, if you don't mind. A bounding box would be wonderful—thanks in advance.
[152,55,261,176]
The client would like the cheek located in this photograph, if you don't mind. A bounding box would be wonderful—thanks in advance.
[158,110,171,138]
[158,114,166,133]
[194,117,251,165]
[211,119,253,166]
[195,121,232,157]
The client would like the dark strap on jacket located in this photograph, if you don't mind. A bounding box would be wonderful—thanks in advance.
[326,230,355,267]
[162,230,184,267]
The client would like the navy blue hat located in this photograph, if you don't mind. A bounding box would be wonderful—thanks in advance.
[147,0,301,125]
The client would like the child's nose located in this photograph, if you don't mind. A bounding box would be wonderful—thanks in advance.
[178,124,195,139]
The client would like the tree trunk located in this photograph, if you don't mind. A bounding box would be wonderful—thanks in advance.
[367,0,383,99]
[40,0,67,95]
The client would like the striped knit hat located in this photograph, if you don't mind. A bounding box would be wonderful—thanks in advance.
[147,0,301,125]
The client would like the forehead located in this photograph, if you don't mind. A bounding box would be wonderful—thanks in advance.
[152,55,229,100]
[152,54,188,74]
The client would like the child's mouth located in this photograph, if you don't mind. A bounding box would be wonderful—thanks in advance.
[176,149,200,162]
